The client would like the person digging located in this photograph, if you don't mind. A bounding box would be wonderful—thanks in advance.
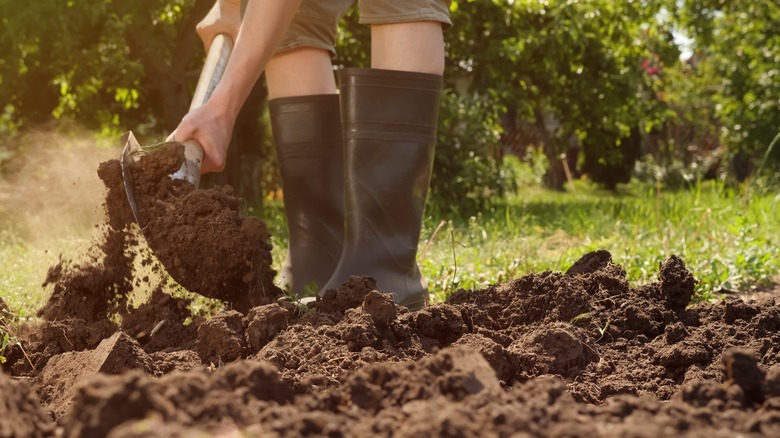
[169,0,450,310]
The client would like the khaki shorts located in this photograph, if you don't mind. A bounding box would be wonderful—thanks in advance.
[243,0,452,56]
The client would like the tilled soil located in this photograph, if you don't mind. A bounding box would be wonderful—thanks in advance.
[2,146,780,437]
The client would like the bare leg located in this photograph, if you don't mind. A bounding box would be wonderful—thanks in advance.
[265,47,337,99]
[370,21,445,75]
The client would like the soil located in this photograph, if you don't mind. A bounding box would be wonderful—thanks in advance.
[1,149,780,436]
[118,143,280,312]
[37,142,279,327]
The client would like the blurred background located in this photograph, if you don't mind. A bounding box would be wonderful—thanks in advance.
[1,0,777,213]
[1,1,778,310]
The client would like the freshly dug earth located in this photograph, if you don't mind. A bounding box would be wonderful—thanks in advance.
[39,142,279,323]
[2,146,780,436]
[119,144,279,311]
[5,248,780,437]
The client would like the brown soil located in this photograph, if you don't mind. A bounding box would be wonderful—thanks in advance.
[1,148,780,436]
[117,143,280,312]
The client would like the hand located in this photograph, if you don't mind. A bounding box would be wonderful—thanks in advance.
[197,0,242,52]
[167,100,235,174]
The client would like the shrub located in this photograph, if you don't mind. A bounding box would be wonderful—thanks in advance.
[429,91,517,218]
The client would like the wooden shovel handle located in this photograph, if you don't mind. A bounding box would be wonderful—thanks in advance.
[175,33,233,187]
[191,33,233,111]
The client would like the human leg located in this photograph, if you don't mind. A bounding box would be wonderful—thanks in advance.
[319,3,449,309]
[265,1,352,295]
[265,48,337,99]
[370,21,445,75]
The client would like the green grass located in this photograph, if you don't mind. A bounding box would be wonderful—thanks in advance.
[418,179,779,303]
[0,231,72,315]
[259,179,779,304]
[2,179,777,316]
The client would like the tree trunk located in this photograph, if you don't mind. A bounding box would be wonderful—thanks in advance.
[534,108,566,191]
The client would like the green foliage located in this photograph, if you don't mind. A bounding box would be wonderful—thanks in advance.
[430,91,517,217]
[673,0,780,172]
[582,127,643,191]
[0,0,210,137]
[447,0,675,189]
[333,6,371,69]
[1,0,778,202]
[503,148,548,188]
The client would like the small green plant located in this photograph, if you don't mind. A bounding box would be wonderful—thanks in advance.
[0,332,10,364]
[570,312,592,327]
[277,282,316,314]
[595,317,611,343]
[0,311,33,369]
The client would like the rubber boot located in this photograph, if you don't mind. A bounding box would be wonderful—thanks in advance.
[319,68,442,310]
[269,94,344,295]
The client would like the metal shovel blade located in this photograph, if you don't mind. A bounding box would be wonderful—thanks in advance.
[120,131,142,225]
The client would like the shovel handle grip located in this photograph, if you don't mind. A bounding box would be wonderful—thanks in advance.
[175,33,234,187]
[191,33,234,111]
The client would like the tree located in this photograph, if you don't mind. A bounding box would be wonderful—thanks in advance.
[445,0,675,190]
[0,0,211,136]
[673,0,780,178]
[0,0,272,205]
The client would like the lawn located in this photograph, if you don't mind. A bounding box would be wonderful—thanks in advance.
[2,160,778,316]
[262,178,780,304]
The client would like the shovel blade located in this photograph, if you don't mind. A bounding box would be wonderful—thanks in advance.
[120,131,142,225]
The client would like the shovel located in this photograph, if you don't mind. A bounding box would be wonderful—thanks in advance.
[121,33,234,224]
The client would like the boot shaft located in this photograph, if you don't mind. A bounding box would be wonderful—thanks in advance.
[319,68,442,308]
[340,68,442,144]
[338,68,442,257]
[269,94,344,294]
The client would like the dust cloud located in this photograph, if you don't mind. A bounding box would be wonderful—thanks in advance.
[0,130,119,243]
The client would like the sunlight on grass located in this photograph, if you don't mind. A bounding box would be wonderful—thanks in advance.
[3,177,777,313]
[258,179,779,305]
[418,180,779,303]
[0,232,92,315]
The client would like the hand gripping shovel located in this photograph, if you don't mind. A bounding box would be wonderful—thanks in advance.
[121,33,233,225]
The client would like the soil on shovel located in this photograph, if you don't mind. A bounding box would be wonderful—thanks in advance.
[118,143,280,312]
[2,147,780,436]
[39,142,279,326]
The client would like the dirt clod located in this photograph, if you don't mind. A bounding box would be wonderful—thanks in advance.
[722,347,766,405]
[196,310,246,364]
[244,304,291,353]
[4,152,780,438]
[659,254,696,311]
[0,370,55,438]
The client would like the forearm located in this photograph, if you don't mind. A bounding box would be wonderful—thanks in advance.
[208,0,302,118]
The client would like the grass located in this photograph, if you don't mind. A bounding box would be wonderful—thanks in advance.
[418,178,779,303]
[1,176,777,316]
[0,230,93,315]
[259,178,779,304]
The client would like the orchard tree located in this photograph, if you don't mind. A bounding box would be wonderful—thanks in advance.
[673,0,780,177]
[0,0,218,136]
[445,0,676,190]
